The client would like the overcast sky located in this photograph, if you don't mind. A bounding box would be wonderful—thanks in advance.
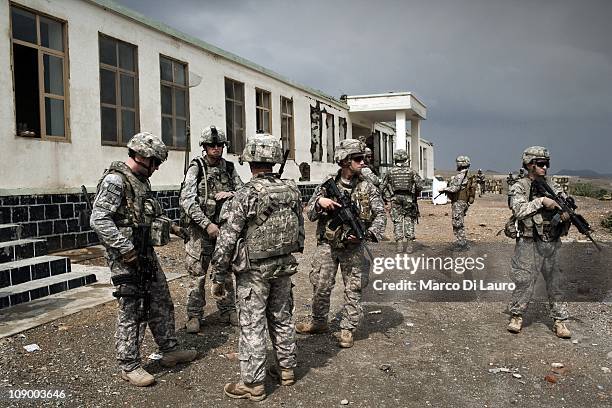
[117,0,612,173]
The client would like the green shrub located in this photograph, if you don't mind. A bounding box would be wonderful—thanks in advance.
[571,183,609,199]
[602,214,612,232]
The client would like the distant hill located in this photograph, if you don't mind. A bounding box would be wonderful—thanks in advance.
[555,169,612,178]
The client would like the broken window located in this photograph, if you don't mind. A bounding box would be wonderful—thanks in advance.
[338,117,347,141]
[326,113,335,163]
[11,5,68,140]
[256,88,271,133]
[225,78,245,154]
[99,34,139,145]
[310,104,322,162]
[280,96,294,158]
[160,55,189,149]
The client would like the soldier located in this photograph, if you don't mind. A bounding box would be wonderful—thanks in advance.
[506,146,571,338]
[476,169,486,197]
[381,149,423,242]
[180,125,243,333]
[209,133,304,401]
[361,147,381,188]
[296,139,386,348]
[90,132,196,387]
[439,156,474,251]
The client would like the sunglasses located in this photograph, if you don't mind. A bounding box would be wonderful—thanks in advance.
[153,158,163,167]
[533,160,550,168]
[206,143,225,148]
[351,156,366,163]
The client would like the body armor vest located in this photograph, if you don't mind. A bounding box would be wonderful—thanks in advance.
[387,165,415,192]
[515,177,563,240]
[245,177,303,260]
[195,158,236,222]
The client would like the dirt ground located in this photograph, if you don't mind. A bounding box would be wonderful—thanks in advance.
[1,192,612,407]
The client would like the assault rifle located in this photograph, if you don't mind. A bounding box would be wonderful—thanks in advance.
[532,178,602,251]
[79,185,93,227]
[412,184,420,224]
[276,149,291,178]
[321,178,374,259]
[112,224,157,321]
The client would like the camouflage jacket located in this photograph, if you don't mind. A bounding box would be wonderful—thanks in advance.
[509,176,564,239]
[381,163,423,203]
[210,174,304,283]
[306,171,386,246]
[362,167,381,188]
[444,169,469,202]
[180,156,244,257]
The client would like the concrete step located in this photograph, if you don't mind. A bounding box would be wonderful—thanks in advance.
[0,224,22,243]
[0,255,71,288]
[0,269,97,309]
[0,238,48,264]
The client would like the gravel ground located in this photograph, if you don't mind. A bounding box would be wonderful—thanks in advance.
[1,193,611,407]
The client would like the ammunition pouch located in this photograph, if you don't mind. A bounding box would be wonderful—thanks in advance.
[150,215,171,246]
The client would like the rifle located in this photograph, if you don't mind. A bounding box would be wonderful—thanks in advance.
[321,178,374,259]
[112,224,156,321]
[276,149,291,178]
[79,185,93,227]
[412,184,420,224]
[532,178,602,251]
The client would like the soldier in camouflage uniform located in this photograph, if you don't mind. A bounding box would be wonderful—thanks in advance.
[361,147,381,188]
[180,126,243,333]
[506,146,571,338]
[381,149,423,242]
[476,169,486,197]
[296,139,386,348]
[210,133,304,401]
[90,132,196,387]
[439,156,472,250]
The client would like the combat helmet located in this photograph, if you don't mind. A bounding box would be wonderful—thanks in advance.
[241,133,283,164]
[456,155,471,167]
[393,149,409,163]
[199,125,229,147]
[522,146,549,166]
[334,138,366,164]
[127,132,168,162]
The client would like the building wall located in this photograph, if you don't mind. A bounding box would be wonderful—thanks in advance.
[1,0,351,195]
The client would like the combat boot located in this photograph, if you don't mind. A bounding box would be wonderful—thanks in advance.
[553,320,571,339]
[159,349,198,368]
[224,382,266,401]
[121,367,155,387]
[185,317,200,333]
[338,329,354,348]
[268,365,295,386]
[295,321,328,334]
[507,316,523,333]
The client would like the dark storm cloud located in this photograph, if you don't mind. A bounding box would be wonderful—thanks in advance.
[116,0,612,173]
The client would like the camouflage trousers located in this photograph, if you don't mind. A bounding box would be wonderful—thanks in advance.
[451,201,469,246]
[390,199,417,241]
[235,272,296,384]
[309,243,370,331]
[113,260,178,372]
[508,237,569,320]
[185,252,235,319]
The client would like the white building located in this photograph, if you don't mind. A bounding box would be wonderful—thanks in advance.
[0,0,434,252]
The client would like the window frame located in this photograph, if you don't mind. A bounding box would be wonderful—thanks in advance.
[280,95,294,159]
[9,3,70,142]
[159,54,189,150]
[224,77,246,154]
[255,87,272,133]
[98,32,140,147]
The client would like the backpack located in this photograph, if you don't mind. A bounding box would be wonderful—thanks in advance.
[466,175,477,204]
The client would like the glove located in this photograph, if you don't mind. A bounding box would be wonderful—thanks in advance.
[122,249,139,269]
[211,282,227,300]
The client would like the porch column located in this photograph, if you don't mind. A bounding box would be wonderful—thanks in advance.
[395,111,406,151]
[411,119,420,173]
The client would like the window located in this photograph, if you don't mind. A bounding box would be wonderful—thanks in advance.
[99,34,139,145]
[10,5,69,140]
[225,78,245,154]
[160,55,188,149]
[338,117,347,141]
[255,88,271,133]
[326,113,335,163]
[381,132,388,164]
[280,96,294,158]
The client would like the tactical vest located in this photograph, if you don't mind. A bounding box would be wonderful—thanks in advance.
[245,177,303,260]
[195,158,237,221]
[455,172,476,204]
[388,165,415,192]
[513,177,563,240]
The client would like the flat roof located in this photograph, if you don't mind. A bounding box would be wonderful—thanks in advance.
[346,92,427,108]
[85,0,348,110]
